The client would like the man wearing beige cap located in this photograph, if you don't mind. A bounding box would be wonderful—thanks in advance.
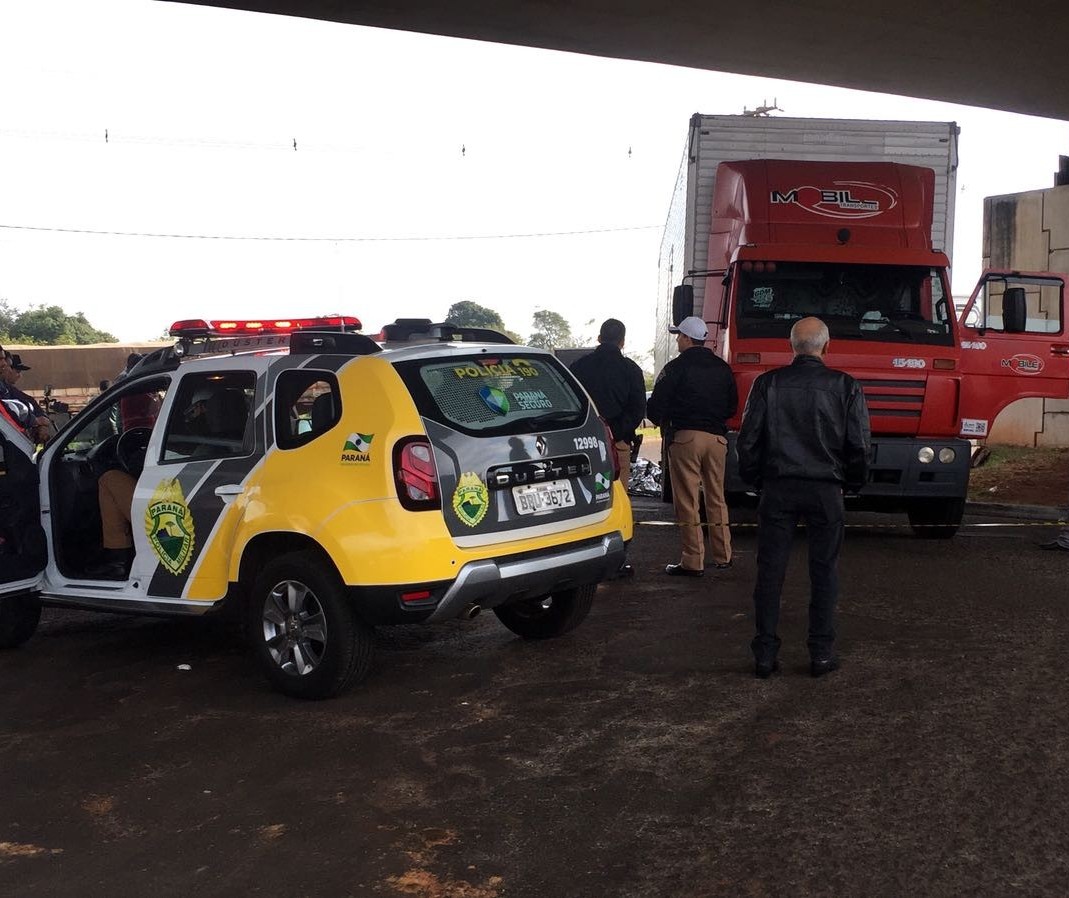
[646,316,738,577]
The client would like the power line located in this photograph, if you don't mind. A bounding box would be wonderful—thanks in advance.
[0,223,659,242]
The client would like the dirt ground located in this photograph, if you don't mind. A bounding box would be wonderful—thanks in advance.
[966,446,1069,507]
[5,500,1069,896]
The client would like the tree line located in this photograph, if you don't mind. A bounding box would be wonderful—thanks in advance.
[446,301,585,349]
[0,298,649,378]
[0,299,116,345]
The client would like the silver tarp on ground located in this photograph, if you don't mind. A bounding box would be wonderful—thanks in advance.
[627,458,662,498]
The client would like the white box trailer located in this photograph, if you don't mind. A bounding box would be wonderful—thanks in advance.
[654,115,959,372]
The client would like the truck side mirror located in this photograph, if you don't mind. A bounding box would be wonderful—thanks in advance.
[672,285,694,326]
[1003,287,1027,333]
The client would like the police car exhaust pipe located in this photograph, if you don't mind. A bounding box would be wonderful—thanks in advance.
[463,603,482,620]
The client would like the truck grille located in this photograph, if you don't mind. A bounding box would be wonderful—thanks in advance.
[859,378,924,418]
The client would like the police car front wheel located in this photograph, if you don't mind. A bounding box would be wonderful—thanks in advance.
[0,594,42,650]
[249,552,373,699]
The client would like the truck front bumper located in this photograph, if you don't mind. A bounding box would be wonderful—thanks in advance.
[723,434,971,504]
[859,436,971,501]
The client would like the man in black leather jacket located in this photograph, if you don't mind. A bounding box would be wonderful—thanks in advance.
[647,316,738,576]
[737,317,870,679]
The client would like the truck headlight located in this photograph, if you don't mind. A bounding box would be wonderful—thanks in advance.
[918,447,935,464]
[938,447,956,464]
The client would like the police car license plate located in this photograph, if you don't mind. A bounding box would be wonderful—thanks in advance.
[513,479,575,515]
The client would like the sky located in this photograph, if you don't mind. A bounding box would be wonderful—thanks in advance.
[1,1,1067,366]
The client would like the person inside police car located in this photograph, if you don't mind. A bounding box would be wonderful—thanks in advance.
[737,316,870,679]
[92,384,169,579]
[646,316,737,577]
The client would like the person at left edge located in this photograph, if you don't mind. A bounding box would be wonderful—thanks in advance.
[646,316,738,577]
[570,318,646,578]
[1,350,50,443]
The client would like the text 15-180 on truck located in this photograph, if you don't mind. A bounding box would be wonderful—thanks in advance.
[658,115,1069,537]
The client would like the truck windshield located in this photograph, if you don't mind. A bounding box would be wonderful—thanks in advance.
[736,263,953,346]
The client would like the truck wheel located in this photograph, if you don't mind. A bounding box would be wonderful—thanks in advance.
[0,594,42,649]
[493,584,596,640]
[907,498,965,539]
[249,552,373,699]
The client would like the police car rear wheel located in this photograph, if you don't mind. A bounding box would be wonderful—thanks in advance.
[493,584,595,640]
[250,552,373,699]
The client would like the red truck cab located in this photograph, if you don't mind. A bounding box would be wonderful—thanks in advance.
[672,159,1068,535]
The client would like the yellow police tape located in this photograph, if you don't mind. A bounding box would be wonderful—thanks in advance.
[635,519,1069,530]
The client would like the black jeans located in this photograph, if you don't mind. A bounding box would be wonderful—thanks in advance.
[751,478,844,664]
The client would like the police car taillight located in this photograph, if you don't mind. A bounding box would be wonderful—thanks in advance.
[169,316,363,337]
[600,417,620,481]
[394,438,440,510]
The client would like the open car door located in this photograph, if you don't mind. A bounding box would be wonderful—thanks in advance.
[0,414,46,590]
[0,413,46,647]
[957,270,1069,438]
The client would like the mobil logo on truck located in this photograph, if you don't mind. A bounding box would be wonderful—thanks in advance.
[770,181,898,219]
[657,115,1069,537]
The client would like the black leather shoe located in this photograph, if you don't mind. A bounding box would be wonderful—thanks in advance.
[665,563,703,578]
[85,560,129,581]
[810,657,840,678]
[712,560,733,570]
[754,660,781,679]
[1039,540,1069,552]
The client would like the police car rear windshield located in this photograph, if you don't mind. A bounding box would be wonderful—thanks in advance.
[395,354,585,435]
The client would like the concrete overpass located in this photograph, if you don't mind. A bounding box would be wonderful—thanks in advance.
[179,1,1069,120]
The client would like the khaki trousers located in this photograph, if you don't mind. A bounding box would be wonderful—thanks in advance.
[614,439,632,482]
[99,469,136,550]
[667,430,731,570]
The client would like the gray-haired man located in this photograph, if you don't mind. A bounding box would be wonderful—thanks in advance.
[737,317,870,679]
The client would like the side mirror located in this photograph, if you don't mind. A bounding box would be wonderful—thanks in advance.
[672,285,694,326]
[1003,287,1027,333]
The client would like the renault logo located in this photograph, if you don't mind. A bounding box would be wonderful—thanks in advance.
[535,435,548,457]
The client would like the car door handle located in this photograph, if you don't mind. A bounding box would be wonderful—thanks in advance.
[214,484,243,501]
[1051,344,1069,356]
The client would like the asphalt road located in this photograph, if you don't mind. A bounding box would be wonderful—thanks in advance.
[2,499,1068,897]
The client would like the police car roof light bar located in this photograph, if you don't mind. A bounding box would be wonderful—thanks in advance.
[169,316,363,338]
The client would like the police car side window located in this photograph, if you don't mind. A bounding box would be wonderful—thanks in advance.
[274,371,341,450]
[162,372,255,462]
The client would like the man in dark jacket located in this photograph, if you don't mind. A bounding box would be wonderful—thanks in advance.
[571,318,647,579]
[737,317,870,679]
[570,318,647,477]
[646,316,738,577]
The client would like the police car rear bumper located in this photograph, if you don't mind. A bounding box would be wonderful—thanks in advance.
[348,532,627,625]
[427,532,626,622]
